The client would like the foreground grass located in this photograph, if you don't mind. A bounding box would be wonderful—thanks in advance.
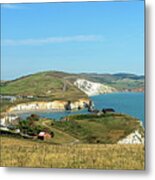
[1,136,144,170]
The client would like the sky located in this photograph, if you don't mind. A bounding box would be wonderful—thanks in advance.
[1,1,144,80]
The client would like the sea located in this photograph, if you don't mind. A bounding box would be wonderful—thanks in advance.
[19,92,144,124]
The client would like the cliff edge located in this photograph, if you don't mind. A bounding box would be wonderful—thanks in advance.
[74,79,117,96]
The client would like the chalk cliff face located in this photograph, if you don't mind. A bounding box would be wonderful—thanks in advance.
[117,130,144,144]
[74,79,117,96]
[7,98,90,113]
[0,115,19,126]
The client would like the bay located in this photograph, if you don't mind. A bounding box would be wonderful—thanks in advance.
[19,92,144,124]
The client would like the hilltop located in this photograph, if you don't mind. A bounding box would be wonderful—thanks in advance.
[0,71,87,101]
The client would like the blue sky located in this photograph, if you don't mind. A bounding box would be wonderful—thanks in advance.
[1,1,144,80]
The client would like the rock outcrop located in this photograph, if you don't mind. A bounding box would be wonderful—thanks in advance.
[128,87,144,92]
[0,114,19,126]
[117,130,144,144]
[74,79,117,96]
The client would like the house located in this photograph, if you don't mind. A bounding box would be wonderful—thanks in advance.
[38,132,52,140]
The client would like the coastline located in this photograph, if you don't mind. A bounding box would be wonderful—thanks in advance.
[3,98,90,115]
[1,91,144,116]
[0,91,144,127]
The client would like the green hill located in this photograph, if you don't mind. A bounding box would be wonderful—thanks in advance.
[0,71,144,100]
[53,113,144,144]
[0,71,87,101]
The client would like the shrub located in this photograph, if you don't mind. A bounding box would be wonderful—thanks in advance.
[27,114,40,121]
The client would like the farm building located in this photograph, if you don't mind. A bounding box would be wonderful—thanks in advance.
[38,131,54,140]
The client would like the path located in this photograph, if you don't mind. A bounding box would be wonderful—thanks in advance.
[40,120,80,145]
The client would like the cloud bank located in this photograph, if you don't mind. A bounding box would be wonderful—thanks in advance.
[2,35,104,46]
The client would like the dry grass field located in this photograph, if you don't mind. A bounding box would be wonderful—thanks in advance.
[0,136,145,170]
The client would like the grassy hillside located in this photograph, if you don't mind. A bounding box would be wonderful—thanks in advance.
[0,71,87,101]
[1,71,144,97]
[52,113,144,144]
[1,136,144,169]
[7,113,143,145]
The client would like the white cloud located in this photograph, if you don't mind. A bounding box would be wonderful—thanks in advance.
[1,4,23,9]
[2,35,104,46]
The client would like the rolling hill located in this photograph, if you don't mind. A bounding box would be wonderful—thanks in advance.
[0,71,87,101]
[0,71,144,99]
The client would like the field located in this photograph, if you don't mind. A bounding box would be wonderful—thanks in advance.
[0,136,145,170]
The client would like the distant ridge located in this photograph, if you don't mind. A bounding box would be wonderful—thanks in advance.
[0,71,144,99]
[113,73,144,80]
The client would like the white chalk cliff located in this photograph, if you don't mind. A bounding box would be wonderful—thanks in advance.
[6,98,90,113]
[74,79,117,96]
[117,130,144,144]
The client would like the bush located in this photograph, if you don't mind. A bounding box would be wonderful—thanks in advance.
[27,114,40,121]
[18,119,44,135]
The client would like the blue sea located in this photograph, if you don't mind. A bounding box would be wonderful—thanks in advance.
[91,92,144,123]
[19,92,144,124]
